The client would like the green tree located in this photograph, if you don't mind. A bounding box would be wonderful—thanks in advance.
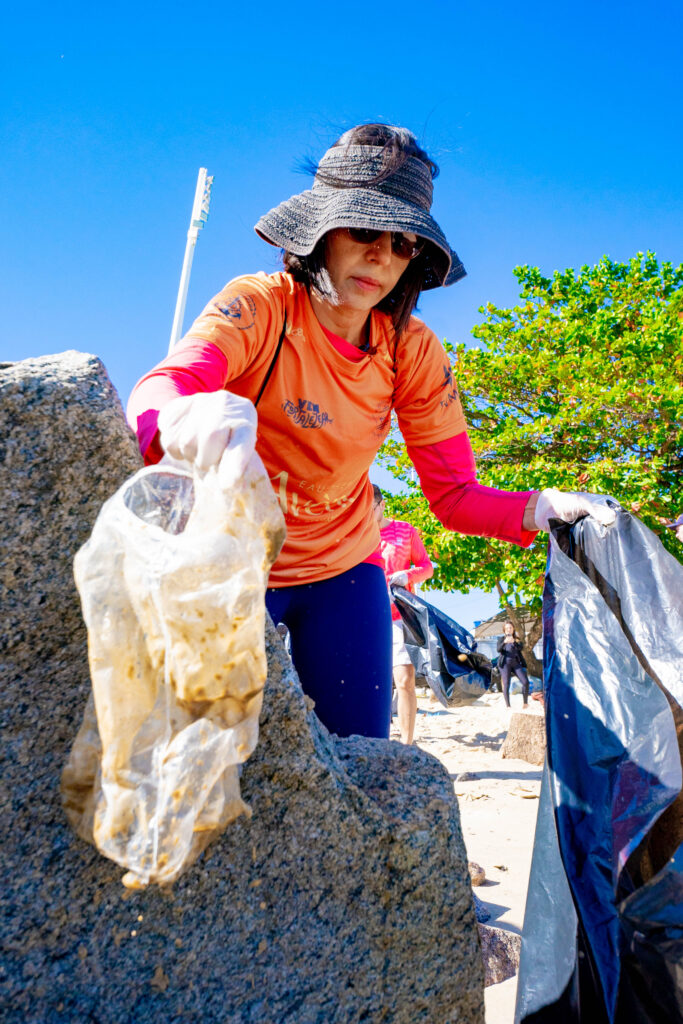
[379,252,683,672]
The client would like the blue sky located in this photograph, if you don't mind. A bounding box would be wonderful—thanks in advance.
[2,1,681,628]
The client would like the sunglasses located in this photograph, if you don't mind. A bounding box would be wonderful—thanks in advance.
[345,227,425,261]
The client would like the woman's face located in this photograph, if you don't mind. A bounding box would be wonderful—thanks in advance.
[504,622,514,637]
[322,229,411,313]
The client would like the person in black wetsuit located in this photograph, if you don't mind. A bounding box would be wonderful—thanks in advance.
[496,621,529,709]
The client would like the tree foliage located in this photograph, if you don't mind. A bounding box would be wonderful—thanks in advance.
[379,252,683,657]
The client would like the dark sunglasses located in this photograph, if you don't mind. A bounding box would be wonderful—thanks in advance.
[345,227,425,261]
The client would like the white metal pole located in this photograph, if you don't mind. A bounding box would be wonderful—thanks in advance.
[168,167,214,354]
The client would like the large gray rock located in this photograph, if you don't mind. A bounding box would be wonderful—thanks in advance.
[0,353,485,1023]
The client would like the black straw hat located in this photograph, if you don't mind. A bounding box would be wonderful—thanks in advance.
[255,143,466,291]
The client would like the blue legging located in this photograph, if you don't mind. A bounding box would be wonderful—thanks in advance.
[266,563,393,739]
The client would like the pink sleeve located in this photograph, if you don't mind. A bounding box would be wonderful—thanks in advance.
[407,433,538,548]
[126,339,229,463]
[406,526,434,587]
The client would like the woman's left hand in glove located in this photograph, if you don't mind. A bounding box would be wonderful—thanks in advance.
[389,571,409,587]
[524,488,617,532]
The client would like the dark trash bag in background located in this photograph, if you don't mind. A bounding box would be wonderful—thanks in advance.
[391,586,492,707]
[516,507,683,1024]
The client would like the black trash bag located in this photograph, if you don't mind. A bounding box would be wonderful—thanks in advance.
[391,586,492,707]
[516,506,683,1024]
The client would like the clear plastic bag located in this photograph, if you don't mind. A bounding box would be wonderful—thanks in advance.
[62,455,285,888]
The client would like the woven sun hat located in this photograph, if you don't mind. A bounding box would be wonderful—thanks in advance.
[254,140,466,290]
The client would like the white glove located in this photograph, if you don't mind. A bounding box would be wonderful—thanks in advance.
[534,488,617,531]
[389,571,409,587]
[157,391,257,488]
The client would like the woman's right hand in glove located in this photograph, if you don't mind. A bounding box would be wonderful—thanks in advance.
[157,391,257,488]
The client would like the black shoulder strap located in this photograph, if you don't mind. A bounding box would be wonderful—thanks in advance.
[254,319,287,408]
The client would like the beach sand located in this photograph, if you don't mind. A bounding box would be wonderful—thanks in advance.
[390,689,544,1024]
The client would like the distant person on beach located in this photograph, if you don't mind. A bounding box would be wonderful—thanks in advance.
[373,484,433,745]
[497,621,529,710]
[128,121,617,741]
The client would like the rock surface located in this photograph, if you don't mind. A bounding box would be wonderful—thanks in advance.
[478,924,521,986]
[0,353,485,1024]
[501,711,547,765]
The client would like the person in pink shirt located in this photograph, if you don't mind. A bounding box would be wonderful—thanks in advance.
[373,485,433,745]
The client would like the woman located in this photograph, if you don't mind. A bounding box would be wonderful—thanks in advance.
[127,123,615,740]
[496,621,530,710]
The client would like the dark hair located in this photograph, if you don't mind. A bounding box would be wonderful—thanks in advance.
[372,483,383,503]
[283,123,440,338]
[503,621,519,640]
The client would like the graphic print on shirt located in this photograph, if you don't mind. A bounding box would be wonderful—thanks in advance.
[269,469,355,519]
[439,363,460,409]
[372,399,393,439]
[282,398,334,429]
[214,294,257,330]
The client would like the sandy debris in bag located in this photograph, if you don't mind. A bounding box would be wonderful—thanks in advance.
[62,455,285,887]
